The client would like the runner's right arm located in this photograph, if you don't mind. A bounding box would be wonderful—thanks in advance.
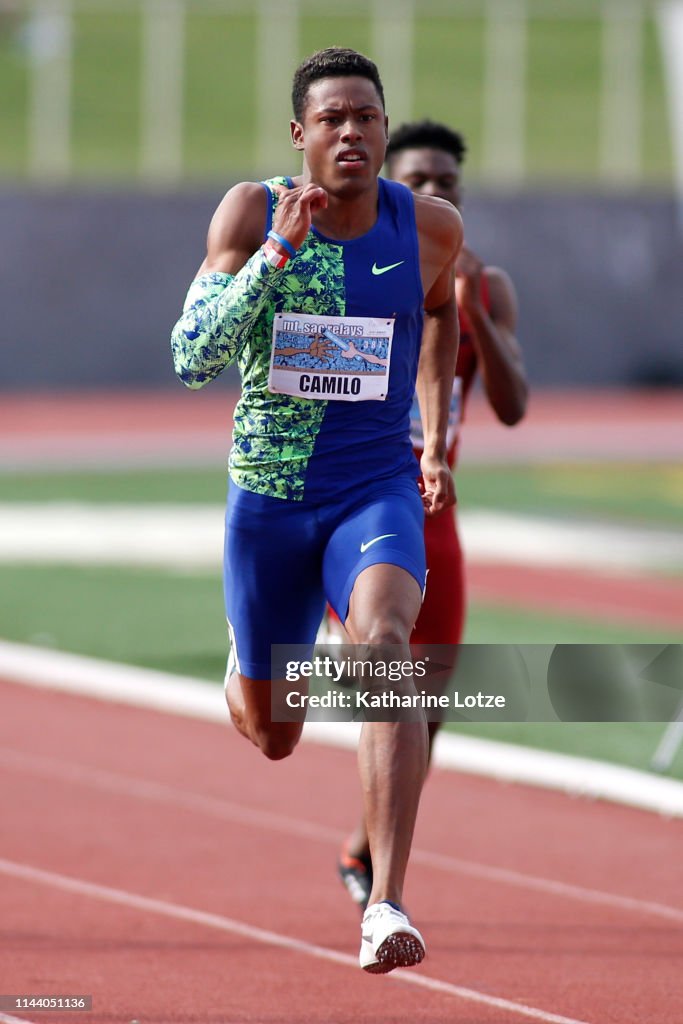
[171,182,328,389]
[171,183,279,388]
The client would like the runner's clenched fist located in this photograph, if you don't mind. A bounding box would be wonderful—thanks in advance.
[271,183,328,252]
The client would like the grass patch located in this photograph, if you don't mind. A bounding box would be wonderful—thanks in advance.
[526,17,601,181]
[183,12,257,179]
[413,16,484,173]
[1,563,676,678]
[71,11,142,177]
[0,12,29,175]
[0,564,228,680]
[1,462,680,527]
[0,467,229,504]
[457,462,683,527]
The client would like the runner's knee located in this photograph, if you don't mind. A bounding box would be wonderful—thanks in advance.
[253,724,301,761]
[350,613,411,648]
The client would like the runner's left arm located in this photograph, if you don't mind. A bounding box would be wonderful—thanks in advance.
[456,250,528,425]
[415,201,463,515]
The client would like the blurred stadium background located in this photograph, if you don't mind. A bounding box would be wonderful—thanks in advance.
[0,0,678,185]
[1,0,682,774]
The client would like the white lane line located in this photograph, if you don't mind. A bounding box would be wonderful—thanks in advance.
[0,1016,39,1024]
[2,747,682,925]
[0,858,593,1024]
[0,503,680,572]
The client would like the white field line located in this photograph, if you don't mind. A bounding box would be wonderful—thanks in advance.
[429,728,683,818]
[2,743,683,926]
[0,857,593,1024]
[2,639,683,821]
[1,503,682,573]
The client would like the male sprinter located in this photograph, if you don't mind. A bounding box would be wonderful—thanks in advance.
[171,51,462,972]
[336,120,528,910]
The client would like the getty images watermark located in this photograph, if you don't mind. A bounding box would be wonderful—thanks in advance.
[269,644,683,723]
[282,653,505,713]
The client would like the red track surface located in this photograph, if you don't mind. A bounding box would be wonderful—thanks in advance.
[2,391,681,1020]
[467,563,683,630]
[3,388,683,463]
[2,678,682,1024]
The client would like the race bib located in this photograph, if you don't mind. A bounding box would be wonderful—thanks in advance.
[268,312,394,402]
[410,376,463,451]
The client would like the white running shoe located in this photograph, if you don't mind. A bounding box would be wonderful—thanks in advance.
[359,901,426,974]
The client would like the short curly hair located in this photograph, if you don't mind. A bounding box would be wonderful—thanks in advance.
[292,47,385,122]
[386,119,467,166]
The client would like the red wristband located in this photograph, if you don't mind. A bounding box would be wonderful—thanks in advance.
[262,241,289,269]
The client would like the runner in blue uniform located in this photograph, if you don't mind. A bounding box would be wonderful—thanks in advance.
[171,48,462,972]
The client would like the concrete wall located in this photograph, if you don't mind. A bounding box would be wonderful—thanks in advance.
[2,187,682,390]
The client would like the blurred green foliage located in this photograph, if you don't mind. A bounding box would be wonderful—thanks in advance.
[0,3,673,184]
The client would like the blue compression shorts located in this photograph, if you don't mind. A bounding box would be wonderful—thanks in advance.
[223,476,426,680]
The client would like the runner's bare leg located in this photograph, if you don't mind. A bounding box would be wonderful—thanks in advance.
[226,672,305,761]
[345,564,428,907]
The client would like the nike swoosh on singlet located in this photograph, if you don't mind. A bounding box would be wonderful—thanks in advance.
[360,533,398,553]
[371,261,405,276]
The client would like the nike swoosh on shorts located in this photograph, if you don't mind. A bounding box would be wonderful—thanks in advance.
[360,533,398,553]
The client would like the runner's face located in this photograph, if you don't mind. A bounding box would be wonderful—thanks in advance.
[291,76,388,196]
[388,148,463,209]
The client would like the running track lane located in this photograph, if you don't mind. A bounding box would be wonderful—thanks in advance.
[1,680,682,1024]
[3,389,683,465]
[467,562,683,631]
